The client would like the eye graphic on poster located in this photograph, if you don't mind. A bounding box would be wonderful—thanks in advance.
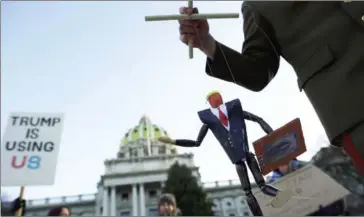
[253,118,307,175]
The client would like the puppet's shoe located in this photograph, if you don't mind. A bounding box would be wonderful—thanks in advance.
[270,189,293,208]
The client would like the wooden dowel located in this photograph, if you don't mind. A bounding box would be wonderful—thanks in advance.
[145,13,239,22]
[188,40,193,59]
[15,186,25,216]
[144,0,240,59]
[187,0,194,59]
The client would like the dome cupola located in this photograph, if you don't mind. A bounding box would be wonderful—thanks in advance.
[118,115,177,158]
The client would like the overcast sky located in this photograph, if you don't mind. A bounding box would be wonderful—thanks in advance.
[1,1,329,201]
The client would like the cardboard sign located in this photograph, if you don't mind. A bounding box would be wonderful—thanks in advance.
[253,164,350,216]
[1,113,64,186]
[253,118,306,175]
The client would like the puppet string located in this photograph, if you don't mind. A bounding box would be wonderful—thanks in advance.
[195,4,281,122]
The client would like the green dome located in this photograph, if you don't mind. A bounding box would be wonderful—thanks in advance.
[122,115,169,145]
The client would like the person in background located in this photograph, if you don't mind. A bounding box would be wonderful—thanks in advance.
[158,193,181,216]
[267,158,307,183]
[47,206,70,216]
[1,197,26,216]
[268,159,348,216]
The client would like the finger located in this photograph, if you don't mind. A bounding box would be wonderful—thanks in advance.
[180,7,198,15]
[186,8,194,14]
[179,25,197,34]
[179,7,187,14]
[180,35,188,44]
[180,34,198,46]
[178,19,199,26]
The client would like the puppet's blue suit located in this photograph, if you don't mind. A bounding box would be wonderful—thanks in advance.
[173,99,282,216]
[198,99,249,164]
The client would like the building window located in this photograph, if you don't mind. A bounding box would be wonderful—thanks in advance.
[148,208,158,216]
[144,146,149,156]
[229,213,235,216]
[130,148,138,157]
[120,210,131,216]
[226,201,232,207]
[171,149,176,154]
[158,146,166,154]
[121,193,129,201]
[243,212,250,216]
[118,152,125,158]
[148,190,157,198]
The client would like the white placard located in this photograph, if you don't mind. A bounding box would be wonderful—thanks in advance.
[254,164,350,216]
[1,112,64,186]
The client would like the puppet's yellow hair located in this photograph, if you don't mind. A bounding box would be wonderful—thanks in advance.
[206,90,220,100]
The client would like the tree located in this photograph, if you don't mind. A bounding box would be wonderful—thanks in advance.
[163,162,214,216]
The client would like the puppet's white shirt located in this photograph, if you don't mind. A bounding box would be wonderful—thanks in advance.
[210,104,230,131]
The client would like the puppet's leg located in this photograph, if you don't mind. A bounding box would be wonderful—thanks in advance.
[246,152,279,197]
[246,152,293,208]
[235,161,263,216]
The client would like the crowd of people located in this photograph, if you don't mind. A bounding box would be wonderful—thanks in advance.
[1,197,70,216]
[1,162,349,216]
[1,193,179,216]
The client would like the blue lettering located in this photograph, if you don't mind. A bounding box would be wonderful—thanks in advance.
[27,156,41,169]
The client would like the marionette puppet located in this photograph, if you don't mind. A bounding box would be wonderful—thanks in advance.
[158,91,308,216]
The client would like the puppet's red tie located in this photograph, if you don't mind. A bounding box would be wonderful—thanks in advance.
[218,108,229,127]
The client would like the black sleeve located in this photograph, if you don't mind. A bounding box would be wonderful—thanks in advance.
[175,124,209,147]
[243,111,273,134]
[205,2,280,92]
[11,197,26,216]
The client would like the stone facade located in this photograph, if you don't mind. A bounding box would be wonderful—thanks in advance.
[311,146,364,215]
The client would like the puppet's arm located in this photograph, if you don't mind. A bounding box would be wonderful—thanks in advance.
[243,111,273,134]
[175,124,209,147]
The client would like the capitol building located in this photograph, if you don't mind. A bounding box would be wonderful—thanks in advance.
[24,116,255,216]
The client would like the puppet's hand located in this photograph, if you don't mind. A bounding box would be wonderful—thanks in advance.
[158,136,176,144]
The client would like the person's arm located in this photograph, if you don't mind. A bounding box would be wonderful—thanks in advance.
[175,124,209,147]
[205,2,280,92]
[243,111,273,134]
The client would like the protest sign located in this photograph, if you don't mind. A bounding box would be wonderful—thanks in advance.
[254,164,350,216]
[1,113,64,186]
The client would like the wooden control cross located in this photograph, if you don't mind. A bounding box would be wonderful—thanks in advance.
[145,0,239,59]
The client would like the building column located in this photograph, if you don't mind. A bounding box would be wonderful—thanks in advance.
[102,188,109,216]
[110,186,116,216]
[220,198,226,216]
[132,184,138,216]
[160,181,165,196]
[160,181,165,189]
[95,192,101,216]
[139,183,146,216]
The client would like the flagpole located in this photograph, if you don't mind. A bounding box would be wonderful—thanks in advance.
[146,116,152,156]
